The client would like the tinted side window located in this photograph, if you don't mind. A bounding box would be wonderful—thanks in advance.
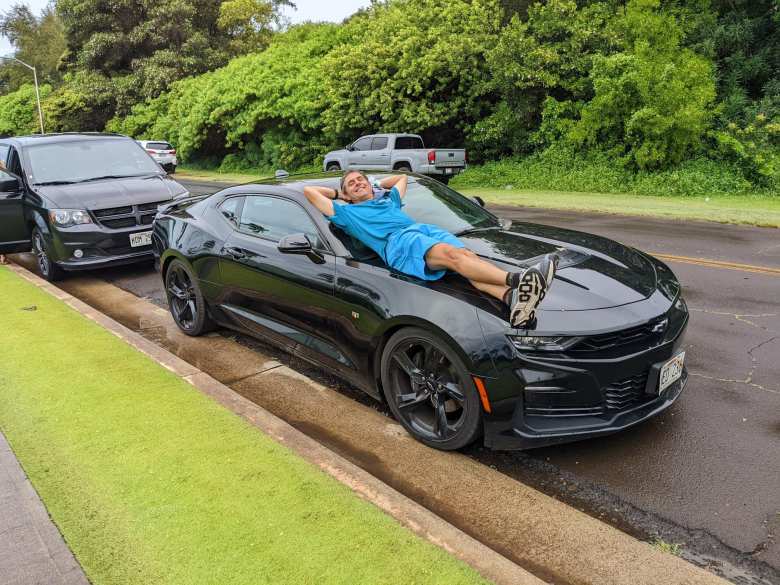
[0,145,9,169]
[395,136,424,150]
[371,137,388,150]
[219,197,243,227]
[352,137,372,151]
[239,196,322,247]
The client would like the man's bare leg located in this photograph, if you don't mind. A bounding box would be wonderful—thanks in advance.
[425,245,508,293]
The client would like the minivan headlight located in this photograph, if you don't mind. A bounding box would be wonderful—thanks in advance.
[509,335,583,352]
[49,209,93,228]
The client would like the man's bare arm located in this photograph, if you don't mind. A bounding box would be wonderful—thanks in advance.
[303,186,335,217]
[379,174,408,198]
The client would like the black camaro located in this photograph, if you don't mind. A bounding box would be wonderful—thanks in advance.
[154,173,689,451]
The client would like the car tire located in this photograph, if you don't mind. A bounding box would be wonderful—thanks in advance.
[168,165,176,175]
[380,327,483,450]
[32,228,65,282]
[164,259,215,336]
[326,163,341,172]
[395,164,412,173]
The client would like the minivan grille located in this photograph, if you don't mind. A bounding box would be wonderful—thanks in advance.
[91,201,168,230]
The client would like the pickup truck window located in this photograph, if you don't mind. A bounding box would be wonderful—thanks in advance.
[371,137,388,150]
[352,137,372,151]
[26,138,162,185]
[395,136,424,150]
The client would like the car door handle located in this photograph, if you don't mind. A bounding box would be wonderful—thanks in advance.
[224,246,249,260]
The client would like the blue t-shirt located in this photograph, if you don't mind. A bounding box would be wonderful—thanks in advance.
[328,187,414,261]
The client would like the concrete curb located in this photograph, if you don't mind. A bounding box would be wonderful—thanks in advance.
[6,262,544,585]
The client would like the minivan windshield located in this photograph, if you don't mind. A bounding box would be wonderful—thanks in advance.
[27,138,163,185]
[400,176,499,233]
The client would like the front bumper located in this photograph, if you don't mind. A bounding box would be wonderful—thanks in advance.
[482,319,689,450]
[46,224,155,271]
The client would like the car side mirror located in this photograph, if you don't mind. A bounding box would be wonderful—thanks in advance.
[472,196,485,208]
[278,233,326,264]
[278,233,313,253]
[0,171,20,193]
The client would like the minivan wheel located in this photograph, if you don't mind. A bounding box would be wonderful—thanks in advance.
[326,163,341,172]
[164,259,214,336]
[380,327,483,450]
[32,228,64,282]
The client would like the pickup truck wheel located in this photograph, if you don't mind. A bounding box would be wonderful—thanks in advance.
[395,164,412,173]
[326,163,341,172]
[32,228,65,282]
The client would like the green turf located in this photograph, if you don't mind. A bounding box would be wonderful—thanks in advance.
[0,267,490,585]
[176,167,779,227]
[458,188,780,228]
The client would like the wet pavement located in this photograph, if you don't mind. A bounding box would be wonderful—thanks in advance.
[11,179,779,583]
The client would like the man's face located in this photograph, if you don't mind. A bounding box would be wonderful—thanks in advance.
[342,172,373,202]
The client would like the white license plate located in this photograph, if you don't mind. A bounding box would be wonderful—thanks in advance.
[129,231,153,248]
[659,352,685,393]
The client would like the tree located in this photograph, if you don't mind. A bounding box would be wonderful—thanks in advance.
[0,2,66,94]
[218,0,294,54]
[570,0,717,169]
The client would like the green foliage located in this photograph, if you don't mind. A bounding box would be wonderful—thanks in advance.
[0,83,51,135]
[450,145,762,198]
[109,23,338,167]
[218,0,293,54]
[319,0,500,143]
[570,0,716,170]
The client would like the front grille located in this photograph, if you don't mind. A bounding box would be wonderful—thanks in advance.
[603,371,651,410]
[525,405,605,417]
[571,319,665,354]
[91,200,168,230]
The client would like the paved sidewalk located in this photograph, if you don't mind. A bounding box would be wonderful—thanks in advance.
[0,430,89,585]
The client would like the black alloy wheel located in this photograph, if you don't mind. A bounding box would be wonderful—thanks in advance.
[165,259,213,336]
[32,228,64,282]
[381,327,482,450]
[326,163,341,172]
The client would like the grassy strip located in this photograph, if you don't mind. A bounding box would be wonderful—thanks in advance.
[459,188,780,228]
[0,267,489,585]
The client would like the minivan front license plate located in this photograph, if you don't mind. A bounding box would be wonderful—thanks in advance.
[659,351,685,394]
[129,231,153,248]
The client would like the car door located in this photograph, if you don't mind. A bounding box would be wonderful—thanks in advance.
[362,136,390,170]
[347,136,372,169]
[216,194,350,371]
[0,145,32,254]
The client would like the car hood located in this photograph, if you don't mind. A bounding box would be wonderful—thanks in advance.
[33,175,188,210]
[459,223,658,311]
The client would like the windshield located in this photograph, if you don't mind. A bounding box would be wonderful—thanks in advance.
[27,138,163,184]
[401,177,499,233]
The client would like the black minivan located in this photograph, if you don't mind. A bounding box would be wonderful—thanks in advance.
[0,133,188,280]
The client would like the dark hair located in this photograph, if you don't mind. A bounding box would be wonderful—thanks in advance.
[340,170,368,193]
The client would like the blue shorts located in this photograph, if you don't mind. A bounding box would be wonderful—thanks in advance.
[385,223,465,281]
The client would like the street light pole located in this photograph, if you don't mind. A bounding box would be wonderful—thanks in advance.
[0,56,45,134]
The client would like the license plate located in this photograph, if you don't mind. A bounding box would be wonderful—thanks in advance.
[445,167,453,174]
[129,231,153,248]
[659,352,685,393]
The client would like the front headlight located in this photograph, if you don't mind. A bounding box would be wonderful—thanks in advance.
[49,209,93,228]
[509,335,583,352]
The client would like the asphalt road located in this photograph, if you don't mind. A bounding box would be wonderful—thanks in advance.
[16,178,778,583]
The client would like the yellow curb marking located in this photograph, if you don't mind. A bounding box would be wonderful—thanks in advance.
[652,253,780,277]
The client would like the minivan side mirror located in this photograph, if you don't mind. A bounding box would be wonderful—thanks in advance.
[0,171,20,193]
[472,196,485,208]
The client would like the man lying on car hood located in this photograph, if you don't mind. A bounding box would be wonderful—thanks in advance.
[304,171,558,327]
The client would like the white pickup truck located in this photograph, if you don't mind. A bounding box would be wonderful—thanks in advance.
[322,133,466,183]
